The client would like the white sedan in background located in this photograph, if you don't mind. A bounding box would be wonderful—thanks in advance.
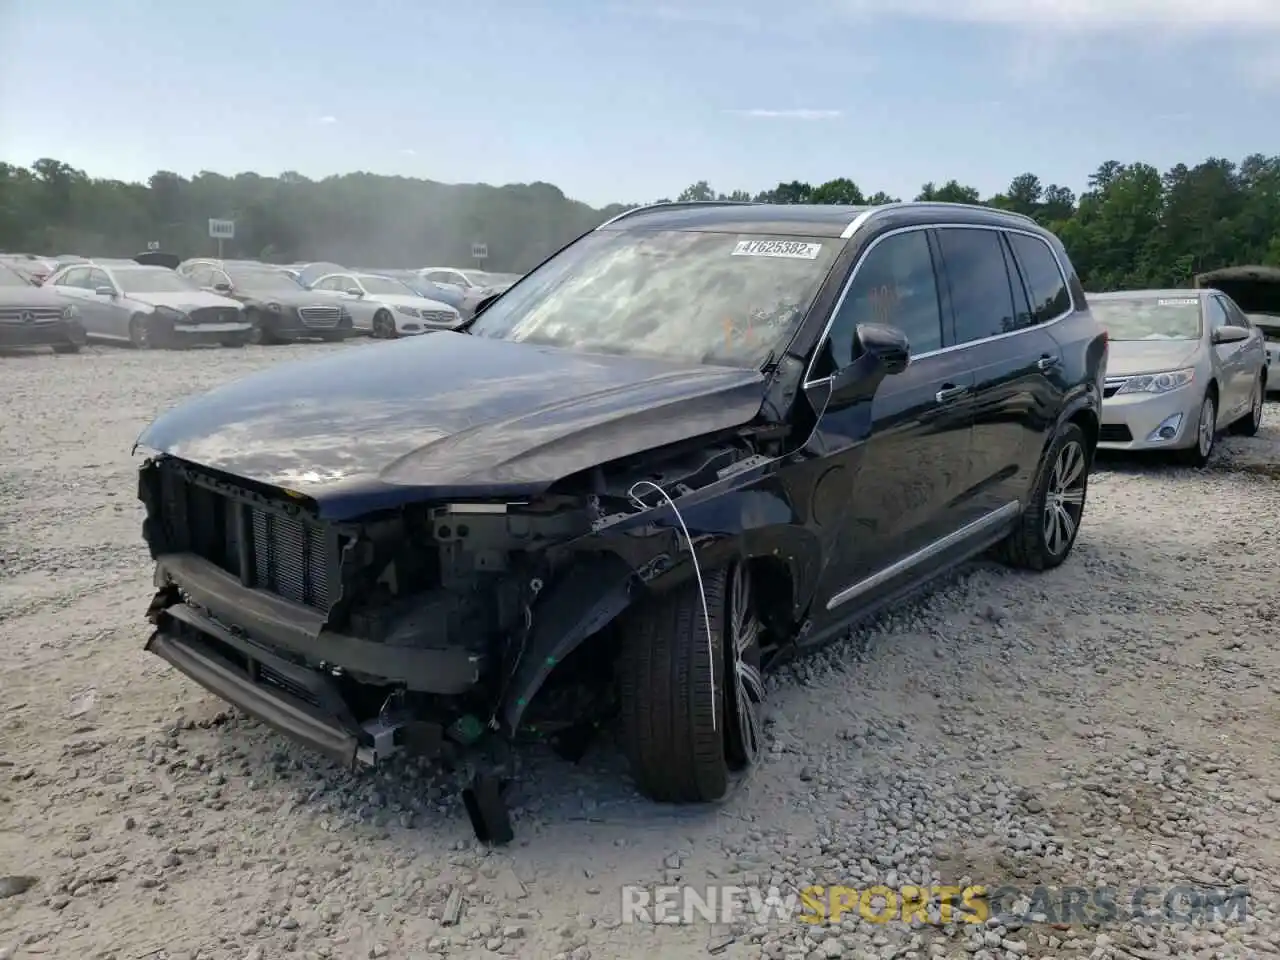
[307,272,462,338]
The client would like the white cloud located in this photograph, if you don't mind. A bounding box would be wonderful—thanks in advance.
[727,108,843,120]
[315,115,338,125]
[400,148,417,156]
[836,0,1280,31]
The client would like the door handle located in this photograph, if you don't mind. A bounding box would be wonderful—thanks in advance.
[935,383,969,403]
[1037,355,1061,372]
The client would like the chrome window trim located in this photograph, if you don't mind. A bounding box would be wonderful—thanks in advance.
[802,222,1075,389]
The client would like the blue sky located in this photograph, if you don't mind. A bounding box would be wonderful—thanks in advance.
[2,0,1278,208]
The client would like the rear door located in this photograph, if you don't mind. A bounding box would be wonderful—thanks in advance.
[803,226,978,627]
[1221,295,1267,402]
[933,226,1066,519]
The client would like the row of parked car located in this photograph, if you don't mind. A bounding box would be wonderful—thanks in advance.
[0,251,523,351]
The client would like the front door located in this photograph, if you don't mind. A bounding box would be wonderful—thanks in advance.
[799,226,977,632]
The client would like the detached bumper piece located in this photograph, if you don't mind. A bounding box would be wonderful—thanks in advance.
[147,602,368,769]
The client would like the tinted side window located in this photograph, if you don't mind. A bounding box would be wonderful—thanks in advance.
[1205,296,1228,330]
[56,267,89,288]
[188,266,213,286]
[936,228,1018,344]
[86,269,112,291]
[1221,297,1250,327]
[827,229,943,366]
[1007,232,1071,323]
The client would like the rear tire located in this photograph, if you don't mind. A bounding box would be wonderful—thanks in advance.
[1174,390,1216,467]
[996,421,1089,571]
[52,342,80,354]
[617,560,764,803]
[1230,374,1264,436]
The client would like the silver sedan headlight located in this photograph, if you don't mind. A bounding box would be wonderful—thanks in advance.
[1114,368,1194,395]
[395,305,421,317]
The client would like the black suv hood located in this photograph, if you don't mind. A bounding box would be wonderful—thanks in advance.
[136,332,767,519]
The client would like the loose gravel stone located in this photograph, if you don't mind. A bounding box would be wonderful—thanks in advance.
[2,344,1279,959]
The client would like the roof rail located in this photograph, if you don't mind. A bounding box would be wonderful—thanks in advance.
[596,199,761,230]
[885,200,1037,223]
[838,200,1037,239]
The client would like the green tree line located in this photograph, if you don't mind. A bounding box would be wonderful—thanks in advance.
[3,155,1279,288]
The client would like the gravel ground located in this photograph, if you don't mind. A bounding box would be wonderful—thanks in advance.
[3,340,1280,960]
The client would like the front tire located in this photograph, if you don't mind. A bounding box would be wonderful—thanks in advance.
[128,314,152,349]
[996,421,1089,571]
[52,342,80,354]
[373,310,397,339]
[1174,390,1217,467]
[246,310,278,345]
[618,560,764,803]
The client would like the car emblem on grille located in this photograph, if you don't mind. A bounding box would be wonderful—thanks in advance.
[21,311,34,324]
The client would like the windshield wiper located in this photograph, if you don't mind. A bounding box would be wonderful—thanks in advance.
[759,348,780,373]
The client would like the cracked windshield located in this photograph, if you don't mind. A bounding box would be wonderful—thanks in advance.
[3,1,1280,958]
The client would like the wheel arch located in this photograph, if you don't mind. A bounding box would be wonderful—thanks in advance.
[498,516,818,735]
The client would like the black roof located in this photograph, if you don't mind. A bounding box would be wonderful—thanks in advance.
[598,200,1042,239]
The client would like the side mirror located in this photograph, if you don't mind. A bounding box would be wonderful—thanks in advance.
[1212,326,1249,344]
[853,323,910,375]
[346,287,363,297]
[94,286,116,297]
[213,282,232,294]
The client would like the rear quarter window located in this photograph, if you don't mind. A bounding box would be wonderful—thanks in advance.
[1007,232,1071,323]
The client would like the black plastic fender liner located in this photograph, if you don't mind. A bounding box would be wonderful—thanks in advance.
[498,553,636,736]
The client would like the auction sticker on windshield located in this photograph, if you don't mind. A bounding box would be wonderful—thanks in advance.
[732,240,823,259]
[1157,298,1198,305]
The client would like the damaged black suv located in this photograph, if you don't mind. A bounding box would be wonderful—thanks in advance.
[135,200,1107,802]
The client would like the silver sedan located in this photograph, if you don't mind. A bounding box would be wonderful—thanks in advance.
[1091,289,1267,467]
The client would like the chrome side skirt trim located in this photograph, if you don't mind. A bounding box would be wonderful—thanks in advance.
[825,500,1022,611]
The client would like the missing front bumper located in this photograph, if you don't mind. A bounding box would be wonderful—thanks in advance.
[147,604,365,768]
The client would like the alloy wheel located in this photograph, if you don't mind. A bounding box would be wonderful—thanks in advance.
[724,562,765,770]
[1198,396,1216,457]
[1043,439,1086,557]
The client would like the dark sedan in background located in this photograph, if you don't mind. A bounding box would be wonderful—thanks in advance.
[183,261,356,344]
[0,259,85,352]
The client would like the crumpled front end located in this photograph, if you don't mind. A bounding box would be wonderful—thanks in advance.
[136,454,624,767]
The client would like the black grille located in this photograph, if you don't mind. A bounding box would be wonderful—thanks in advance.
[298,306,341,328]
[1099,424,1133,442]
[0,306,62,324]
[248,507,333,608]
[188,306,242,325]
[158,467,337,611]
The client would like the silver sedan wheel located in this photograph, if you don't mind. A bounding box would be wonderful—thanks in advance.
[1043,439,1087,557]
[724,562,764,770]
